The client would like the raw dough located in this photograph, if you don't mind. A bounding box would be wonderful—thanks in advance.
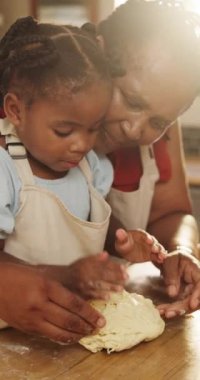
[79,290,165,353]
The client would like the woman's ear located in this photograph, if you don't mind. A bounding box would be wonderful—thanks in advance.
[3,93,23,127]
[96,35,105,52]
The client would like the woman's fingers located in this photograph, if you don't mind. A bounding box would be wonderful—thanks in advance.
[37,320,84,344]
[44,301,95,335]
[157,298,188,319]
[48,280,106,329]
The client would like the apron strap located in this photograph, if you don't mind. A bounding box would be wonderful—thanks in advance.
[140,145,159,180]
[78,157,93,184]
[0,121,35,185]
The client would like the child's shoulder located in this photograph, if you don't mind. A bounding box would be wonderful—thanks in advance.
[86,150,113,197]
[0,142,21,190]
[86,150,113,175]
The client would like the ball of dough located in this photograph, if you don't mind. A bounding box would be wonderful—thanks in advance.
[79,290,165,353]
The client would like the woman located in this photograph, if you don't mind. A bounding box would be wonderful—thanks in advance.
[89,0,200,317]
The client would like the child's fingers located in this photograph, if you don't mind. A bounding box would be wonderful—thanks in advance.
[150,237,167,255]
[150,238,167,265]
[81,281,124,301]
[115,229,135,259]
[95,251,109,262]
[135,229,154,245]
[151,252,165,264]
[93,280,123,293]
[115,228,130,244]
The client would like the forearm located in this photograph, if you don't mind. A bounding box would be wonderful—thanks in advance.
[0,246,71,286]
[147,212,199,257]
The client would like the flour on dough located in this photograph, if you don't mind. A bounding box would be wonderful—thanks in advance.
[79,290,165,353]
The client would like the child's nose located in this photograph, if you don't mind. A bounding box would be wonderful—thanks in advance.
[70,135,94,154]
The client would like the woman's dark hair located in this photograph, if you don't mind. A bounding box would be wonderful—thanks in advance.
[97,0,200,77]
[0,16,110,107]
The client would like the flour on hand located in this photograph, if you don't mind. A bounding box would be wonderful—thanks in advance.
[79,290,165,353]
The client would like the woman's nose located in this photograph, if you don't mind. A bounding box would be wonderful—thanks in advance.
[121,115,148,140]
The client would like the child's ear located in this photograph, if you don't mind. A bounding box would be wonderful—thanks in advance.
[3,93,23,127]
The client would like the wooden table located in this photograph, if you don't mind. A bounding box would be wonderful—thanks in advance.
[1,263,200,380]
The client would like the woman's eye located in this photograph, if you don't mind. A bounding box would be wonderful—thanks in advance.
[149,118,168,131]
[125,97,143,111]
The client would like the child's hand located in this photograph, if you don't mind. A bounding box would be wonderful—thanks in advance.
[115,228,167,264]
[0,262,106,344]
[67,252,129,300]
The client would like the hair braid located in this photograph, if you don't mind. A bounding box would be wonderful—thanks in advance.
[0,16,110,108]
[0,16,38,51]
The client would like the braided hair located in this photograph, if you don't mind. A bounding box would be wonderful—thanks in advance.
[97,0,200,77]
[0,16,110,108]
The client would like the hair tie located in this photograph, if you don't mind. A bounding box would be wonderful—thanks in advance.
[81,22,97,39]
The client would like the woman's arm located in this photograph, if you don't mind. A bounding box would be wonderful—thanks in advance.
[147,120,200,315]
[147,120,199,256]
[0,240,106,340]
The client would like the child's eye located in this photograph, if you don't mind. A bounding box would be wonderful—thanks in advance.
[54,130,72,137]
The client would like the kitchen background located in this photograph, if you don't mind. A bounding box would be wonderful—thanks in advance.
[0,0,200,229]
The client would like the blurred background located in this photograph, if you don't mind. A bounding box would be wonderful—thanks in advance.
[0,0,200,228]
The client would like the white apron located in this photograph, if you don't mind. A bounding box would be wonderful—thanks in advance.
[1,123,111,266]
[107,146,159,230]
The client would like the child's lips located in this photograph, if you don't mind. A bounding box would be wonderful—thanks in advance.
[61,159,81,169]
[67,161,79,167]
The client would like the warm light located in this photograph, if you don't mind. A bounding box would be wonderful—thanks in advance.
[184,0,200,14]
[114,0,200,13]
[114,0,127,8]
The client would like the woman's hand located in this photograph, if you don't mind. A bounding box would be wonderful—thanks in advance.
[66,252,129,300]
[157,251,200,318]
[0,262,106,344]
[115,228,167,264]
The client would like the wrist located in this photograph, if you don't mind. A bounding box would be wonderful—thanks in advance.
[174,245,194,256]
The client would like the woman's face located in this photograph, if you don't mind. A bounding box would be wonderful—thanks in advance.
[96,40,199,152]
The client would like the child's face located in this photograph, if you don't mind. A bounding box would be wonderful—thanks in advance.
[96,40,199,152]
[10,80,111,174]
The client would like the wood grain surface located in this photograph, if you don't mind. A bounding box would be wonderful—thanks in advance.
[0,263,199,380]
